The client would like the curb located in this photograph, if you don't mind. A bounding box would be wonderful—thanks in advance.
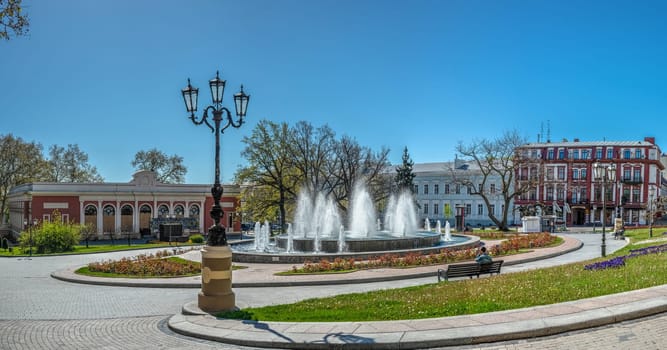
[167,286,667,349]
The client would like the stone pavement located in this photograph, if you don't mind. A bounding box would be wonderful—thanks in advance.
[5,231,667,349]
[48,233,667,349]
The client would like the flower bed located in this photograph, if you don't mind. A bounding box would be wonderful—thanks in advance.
[585,243,667,271]
[294,233,558,273]
[86,249,201,277]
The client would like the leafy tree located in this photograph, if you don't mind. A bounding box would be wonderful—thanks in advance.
[47,144,104,183]
[0,0,29,40]
[453,130,539,231]
[0,134,48,223]
[237,120,299,230]
[131,148,186,184]
[394,146,416,193]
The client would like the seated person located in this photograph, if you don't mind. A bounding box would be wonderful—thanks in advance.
[475,246,493,264]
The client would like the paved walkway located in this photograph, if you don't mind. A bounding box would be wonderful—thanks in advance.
[47,232,667,349]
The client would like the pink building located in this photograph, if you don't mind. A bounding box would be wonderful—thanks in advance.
[515,137,664,226]
[7,171,241,238]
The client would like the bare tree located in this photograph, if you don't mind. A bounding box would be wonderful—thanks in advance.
[131,148,186,184]
[47,144,104,183]
[453,130,540,231]
[330,135,391,216]
[287,121,337,195]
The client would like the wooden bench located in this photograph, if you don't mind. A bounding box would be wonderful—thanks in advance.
[437,260,504,282]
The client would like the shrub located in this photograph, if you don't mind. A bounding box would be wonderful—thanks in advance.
[19,210,80,254]
[189,234,205,244]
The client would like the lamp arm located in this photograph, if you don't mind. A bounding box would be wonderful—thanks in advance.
[189,106,216,133]
[219,107,243,133]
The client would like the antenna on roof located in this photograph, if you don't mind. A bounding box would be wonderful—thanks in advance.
[538,122,543,143]
[546,120,551,143]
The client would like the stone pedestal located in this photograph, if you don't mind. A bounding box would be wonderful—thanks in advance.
[198,245,236,313]
[521,216,541,233]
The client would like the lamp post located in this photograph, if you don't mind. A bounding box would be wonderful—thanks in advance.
[593,162,616,257]
[649,187,655,238]
[181,70,249,313]
[22,218,38,257]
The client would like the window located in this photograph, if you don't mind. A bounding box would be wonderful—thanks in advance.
[423,184,429,194]
[433,204,439,215]
[596,149,602,159]
[467,186,472,195]
[623,169,631,181]
[582,150,590,159]
[573,149,579,159]
[581,168,587,180]
[558,149,565,159]
[413,185,419,194]
[465,204,471,216]
[434,184,439,194]
[557,186,565,200]
[572,169,579,180]
[547,168,554,180]
[607,148,613,159]
[444,184,450,194]
[623,149,631,159]
[632,188,640,202]
[633,169,641,181]
[455,184,460,194]
[557,167,565,180]
[423,203,429,214]
[489,204,495,216]
[635,149,641,159]
[490,183,496,194]
[546,186,554,200]
[477,204,484,215]
[547,149,554,160]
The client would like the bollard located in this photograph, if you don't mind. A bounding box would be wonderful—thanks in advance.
[198,245,236,312]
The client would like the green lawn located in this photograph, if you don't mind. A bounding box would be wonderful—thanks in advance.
[220,229,667,322]
[0,242,199,257]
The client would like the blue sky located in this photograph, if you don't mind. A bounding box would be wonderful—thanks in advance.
[2,0,666,184]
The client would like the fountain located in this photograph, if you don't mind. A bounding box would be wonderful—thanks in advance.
[444,221,452,241]
[232,185,476,263]
[424,218,431,231]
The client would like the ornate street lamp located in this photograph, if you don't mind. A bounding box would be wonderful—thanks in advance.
[181,70,249,313]
[181,71,249,246]
[593,162,616,257]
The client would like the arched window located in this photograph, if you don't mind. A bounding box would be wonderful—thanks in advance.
[189,204,200,217]
[158,204,169,217]
[121,205,133,232]
[174,205,185,218]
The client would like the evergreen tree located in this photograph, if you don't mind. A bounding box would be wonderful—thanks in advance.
[394,147,415,193]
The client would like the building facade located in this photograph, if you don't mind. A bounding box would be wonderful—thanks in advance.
[7,171,241,238]
[412,161,515,228]
[515,137,664,226]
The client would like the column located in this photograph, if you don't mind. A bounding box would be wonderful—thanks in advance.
[97,200,103,234]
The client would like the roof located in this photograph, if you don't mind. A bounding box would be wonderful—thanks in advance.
[520,140,659,148]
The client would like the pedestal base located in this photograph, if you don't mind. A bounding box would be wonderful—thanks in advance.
[198,245,236,313]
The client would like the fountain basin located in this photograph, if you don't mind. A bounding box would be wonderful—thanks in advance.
[231,234,478,264]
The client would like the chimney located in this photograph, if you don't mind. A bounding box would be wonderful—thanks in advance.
[573,138,580,142]
[644,137,655,144]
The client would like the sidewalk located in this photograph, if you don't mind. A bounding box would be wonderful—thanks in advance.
[50,233,667,349]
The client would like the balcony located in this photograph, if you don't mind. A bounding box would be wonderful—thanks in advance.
[620,176,642,184]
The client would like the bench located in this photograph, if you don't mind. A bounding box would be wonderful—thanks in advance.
[437,260,504,282]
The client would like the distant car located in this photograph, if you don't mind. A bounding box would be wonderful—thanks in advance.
[240,223,254,231]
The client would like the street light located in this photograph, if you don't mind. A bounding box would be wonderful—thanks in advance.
[181,70,249,246]
[22,218,38,257]
[649,187,655,238]
[593,162,616,257]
